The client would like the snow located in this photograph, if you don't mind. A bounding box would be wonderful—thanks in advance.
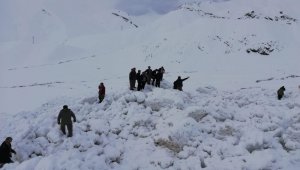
[1,86,300,169]
[1,0,300,169]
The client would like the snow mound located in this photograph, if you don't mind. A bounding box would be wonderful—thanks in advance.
[1,86,300,170]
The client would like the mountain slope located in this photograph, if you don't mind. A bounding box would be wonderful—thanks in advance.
[0,0,300,169]
[1,0,299,113]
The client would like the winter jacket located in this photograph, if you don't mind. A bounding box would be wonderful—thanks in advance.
[57,108,76,125]
[98,85,105,96]
[0,141,16,163]
[173,77,189,90]
[129,70,137,81]
[136,72,142,82]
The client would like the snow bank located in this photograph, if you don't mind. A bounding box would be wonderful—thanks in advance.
[1,86,300,170]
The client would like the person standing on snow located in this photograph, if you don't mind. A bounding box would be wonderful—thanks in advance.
[173,76,190,91]
[136,70,143,91]
[129,68,137,90]
[277,86,285,100]
[151,69,158,86]
[98,82,105,103]
[141,71,147,90]
[145,66,152,85]
[0,137,16,165]
[155,69,163,87]
[57,105,76,137]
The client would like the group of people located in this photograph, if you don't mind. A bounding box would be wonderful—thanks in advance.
[129,66,165,91]
[98,66,191,105]
[0,66,192,166]
[1,65,291,167]
[55,83,286,142]
[55,84,287,141]
[0,105,77,166]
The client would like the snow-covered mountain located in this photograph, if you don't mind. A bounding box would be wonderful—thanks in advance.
[0,0,300,169]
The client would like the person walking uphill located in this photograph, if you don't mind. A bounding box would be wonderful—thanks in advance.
[98,82,105,103]
[57,105,76,137]
[173,76,190,91]
[0,137,16,165]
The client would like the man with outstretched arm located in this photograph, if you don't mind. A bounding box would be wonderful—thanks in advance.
[173,76,190,91]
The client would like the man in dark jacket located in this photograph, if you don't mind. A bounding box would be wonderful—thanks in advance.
[155,68,163,87]
[151,69,158,86]
[136,70,143,91]
[0,137,16,165]
[57,105,76,137]
[173,76,189,91]
[141,71,147,90]
[145,66,152,84]
[98,82,105,103]
[277,86,285,100]
[129,68,137,90]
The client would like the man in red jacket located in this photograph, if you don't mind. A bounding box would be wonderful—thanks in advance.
[98,82,105,103]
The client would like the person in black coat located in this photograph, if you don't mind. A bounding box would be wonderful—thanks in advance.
[277,86,285,100]
[141,71,147,90]
[145,66,152,85]
[98,82,105,103]
[173,76,189,91]
[136,70,143,91]
[151,69,158,86]
[57,105,76,137]
[129,68,137,90]
[0,137,16,164]
[155,69,163,87]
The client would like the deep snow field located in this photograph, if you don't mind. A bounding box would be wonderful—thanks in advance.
[1,84,300,170]
[1,0,300,169]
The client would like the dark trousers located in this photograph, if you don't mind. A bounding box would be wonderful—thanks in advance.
[146,76,151,84]
[152,78,156,85]
[142,81,146,89]
[137,82,142,91]
[0,157,13,164]
[130,80,135,90]
[177,86,183,91]
[155,80,160,87]
[99,95,104,103]
[61,123,73,137]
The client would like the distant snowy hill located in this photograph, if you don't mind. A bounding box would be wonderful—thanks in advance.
[0,0,300,169]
